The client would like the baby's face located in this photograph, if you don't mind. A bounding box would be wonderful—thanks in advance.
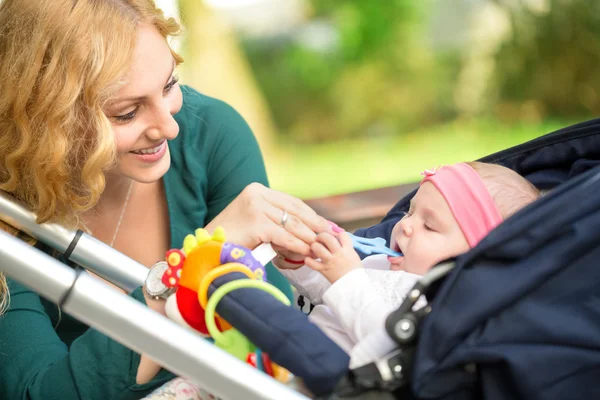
[389,182,469,275]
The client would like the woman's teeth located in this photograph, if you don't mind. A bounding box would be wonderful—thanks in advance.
[132,143,162,155]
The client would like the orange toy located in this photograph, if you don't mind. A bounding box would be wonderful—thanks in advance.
[162,227,266,336]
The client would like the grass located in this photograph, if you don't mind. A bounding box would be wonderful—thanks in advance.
[265,118,577,199]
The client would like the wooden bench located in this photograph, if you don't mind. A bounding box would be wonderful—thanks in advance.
[304,182,419,232]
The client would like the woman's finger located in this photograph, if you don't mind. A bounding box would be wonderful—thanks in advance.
[260,187,330,234]
[317,232,341,253]
[266,225,313,255]
[261,201,318,246]
[271,208,320,244]
[271,244,305,263]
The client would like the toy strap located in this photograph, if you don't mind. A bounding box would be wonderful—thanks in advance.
[204,278,291,345]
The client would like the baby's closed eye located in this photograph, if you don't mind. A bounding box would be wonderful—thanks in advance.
[424,224,436,232]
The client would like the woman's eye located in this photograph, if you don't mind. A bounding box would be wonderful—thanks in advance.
[113,108,138,123]
[164,75,179,93]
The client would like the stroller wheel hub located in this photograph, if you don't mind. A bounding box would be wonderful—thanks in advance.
[395,319,415,341]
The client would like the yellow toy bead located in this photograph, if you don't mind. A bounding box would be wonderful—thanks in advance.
[182,234,198,255]
[194,228,211,245]
[211,226,226,243]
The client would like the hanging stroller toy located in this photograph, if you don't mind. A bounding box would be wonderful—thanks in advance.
[156,226,292,383]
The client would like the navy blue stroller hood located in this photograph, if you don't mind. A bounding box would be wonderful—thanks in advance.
[345,119,600,400]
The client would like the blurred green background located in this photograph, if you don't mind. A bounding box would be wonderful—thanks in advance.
[162,0,597,199]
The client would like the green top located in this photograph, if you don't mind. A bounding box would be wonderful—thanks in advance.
[0,86,292,400]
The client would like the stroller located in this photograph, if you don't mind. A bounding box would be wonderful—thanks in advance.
[329,118,600,399]
[2,118,600,400]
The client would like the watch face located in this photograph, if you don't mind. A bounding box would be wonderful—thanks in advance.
[146,261,171,297]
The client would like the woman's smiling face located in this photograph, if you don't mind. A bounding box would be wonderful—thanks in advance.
[104,23,183,183]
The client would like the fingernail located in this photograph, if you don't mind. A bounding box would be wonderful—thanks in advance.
[328,221,345,233]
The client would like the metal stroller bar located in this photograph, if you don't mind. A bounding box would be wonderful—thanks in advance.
[0,229,309,400]
[0,191,146,292]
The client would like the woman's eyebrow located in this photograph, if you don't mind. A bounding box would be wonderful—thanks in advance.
[110,60,176,105]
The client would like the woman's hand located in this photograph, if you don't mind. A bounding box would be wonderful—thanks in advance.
[271,244,306,270]
[272,220,345,270]
[205,183,331,256]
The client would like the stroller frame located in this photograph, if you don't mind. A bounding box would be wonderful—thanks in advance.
[0,191,309,400]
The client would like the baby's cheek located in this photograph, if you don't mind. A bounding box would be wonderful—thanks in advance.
[421,242,466,274]
[415,243,449,274]
[438,237,469,262]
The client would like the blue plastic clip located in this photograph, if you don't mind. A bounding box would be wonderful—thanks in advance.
[346,232,402,257]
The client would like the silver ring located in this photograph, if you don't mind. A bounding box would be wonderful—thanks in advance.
[281,210,289,227]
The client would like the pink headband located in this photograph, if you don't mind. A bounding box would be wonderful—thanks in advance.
[420,163,503,247]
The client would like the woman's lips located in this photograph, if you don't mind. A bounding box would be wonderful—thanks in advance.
[129,140,167,163]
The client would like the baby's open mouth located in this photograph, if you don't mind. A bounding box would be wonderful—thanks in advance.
[388,242,404,269]
[391,241,403,255]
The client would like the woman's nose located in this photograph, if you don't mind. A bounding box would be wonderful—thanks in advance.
[146,102,180,141]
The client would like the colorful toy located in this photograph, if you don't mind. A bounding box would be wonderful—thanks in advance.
[204,278,291,383]
[161,227,266,335]
[161,227,291,383]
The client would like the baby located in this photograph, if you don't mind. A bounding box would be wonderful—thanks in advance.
[275,162,540,366]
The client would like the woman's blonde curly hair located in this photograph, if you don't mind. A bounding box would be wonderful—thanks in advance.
[0,0,183,314]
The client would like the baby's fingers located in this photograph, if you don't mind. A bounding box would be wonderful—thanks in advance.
[316,232,342,253]
[337,231,354,249]
[311,241,332,262]
[304,257,323,271]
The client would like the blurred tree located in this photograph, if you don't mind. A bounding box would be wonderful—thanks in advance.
[311,0,414,62]
[243,0,463,144]
[450,2,511,117]
[490,0,600,121]
[177,0,278,153]
[232,0,599,146]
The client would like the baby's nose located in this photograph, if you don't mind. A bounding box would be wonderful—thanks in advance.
[400,219,413,237]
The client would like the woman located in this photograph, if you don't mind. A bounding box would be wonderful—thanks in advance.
[0,0,328,399]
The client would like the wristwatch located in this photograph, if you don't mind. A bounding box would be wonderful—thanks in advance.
[144,261,175,300]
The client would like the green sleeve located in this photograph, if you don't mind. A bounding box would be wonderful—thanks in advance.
[200,100,269,222]
[0,279,174,400]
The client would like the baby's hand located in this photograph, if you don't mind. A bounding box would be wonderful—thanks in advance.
[305,232,362,283]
